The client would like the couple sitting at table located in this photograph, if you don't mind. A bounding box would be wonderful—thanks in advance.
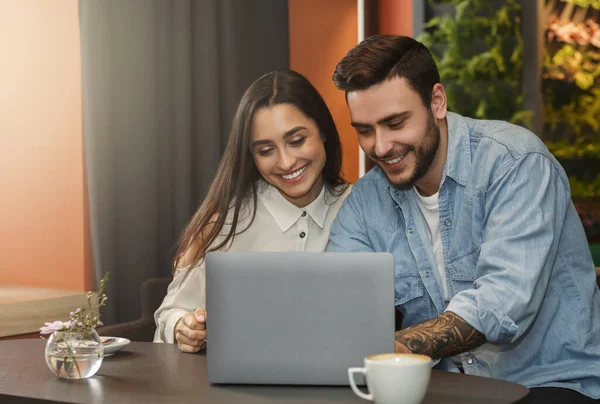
[154,35,600,404]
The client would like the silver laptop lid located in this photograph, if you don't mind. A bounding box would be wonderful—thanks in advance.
[206,252,395,385]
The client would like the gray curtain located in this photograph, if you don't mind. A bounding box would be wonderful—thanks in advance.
[79,0,289,324]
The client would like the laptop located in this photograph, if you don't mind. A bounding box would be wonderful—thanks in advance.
[205,252,395,385]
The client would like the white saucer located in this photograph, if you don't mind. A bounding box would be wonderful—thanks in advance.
[101,336,130,356]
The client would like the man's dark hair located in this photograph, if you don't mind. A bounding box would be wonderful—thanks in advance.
[333,35,440,107]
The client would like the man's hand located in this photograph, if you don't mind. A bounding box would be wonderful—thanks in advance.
[395,311,486,358]
[174,308,207,353]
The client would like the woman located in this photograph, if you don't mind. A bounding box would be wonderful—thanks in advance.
[154,70,351,352]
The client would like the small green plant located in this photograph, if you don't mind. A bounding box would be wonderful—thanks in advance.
[39,272,109,337]
[40,272,109,379]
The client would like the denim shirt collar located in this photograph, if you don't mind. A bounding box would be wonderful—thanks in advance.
[443,111,471,187]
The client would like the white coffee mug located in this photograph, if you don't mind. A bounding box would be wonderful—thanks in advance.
[348,353,432,404]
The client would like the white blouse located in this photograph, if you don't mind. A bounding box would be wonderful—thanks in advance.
[153,182,351,343]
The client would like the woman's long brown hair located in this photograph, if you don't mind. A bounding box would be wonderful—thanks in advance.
[172,70,347,271]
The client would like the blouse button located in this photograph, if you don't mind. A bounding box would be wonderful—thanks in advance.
[299,232,306,238]
[301,211,307,217]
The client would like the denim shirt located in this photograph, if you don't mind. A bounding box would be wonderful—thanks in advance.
[327,112,600,398]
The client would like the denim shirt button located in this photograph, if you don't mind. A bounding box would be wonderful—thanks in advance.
[408,228,414,234]
[444,219,452,227]
[466,357,474,365]
[425,271,430,278]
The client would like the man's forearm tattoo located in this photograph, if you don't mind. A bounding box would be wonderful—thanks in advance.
[395,311,486,358]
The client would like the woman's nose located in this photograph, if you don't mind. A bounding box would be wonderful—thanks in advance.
[277,150,297,172]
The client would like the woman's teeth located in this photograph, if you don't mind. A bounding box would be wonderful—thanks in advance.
[281,166,307,180]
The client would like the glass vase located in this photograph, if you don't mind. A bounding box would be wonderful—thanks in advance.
[44,330,104,379]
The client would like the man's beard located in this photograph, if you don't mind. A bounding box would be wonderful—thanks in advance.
[381,111,440,190]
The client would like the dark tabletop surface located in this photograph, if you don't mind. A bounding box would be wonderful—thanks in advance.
[0,340,529,404]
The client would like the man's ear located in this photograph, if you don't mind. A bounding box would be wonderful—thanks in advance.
[430,83,447,120]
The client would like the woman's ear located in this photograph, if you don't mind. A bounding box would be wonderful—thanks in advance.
[430,83,447,120]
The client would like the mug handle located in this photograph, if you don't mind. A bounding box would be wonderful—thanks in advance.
[348,367,373,401]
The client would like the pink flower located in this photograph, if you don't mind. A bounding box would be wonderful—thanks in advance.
[39,321,70,335]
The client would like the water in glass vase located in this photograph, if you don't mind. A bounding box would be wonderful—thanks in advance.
[46,350,103,379]
[44,331,104,379]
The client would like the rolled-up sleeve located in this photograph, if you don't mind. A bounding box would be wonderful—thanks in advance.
[446,153,570,344]
[326,186,374,253]
[153,263,206,343]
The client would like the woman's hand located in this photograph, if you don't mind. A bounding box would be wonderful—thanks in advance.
[174,308,207,353]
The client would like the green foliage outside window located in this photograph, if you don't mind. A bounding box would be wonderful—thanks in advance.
[568,174,600,198]
[542,2,600,198]
[560,0,600,10]
[543,42,600,145]
[419,0,533,128]
[546,141,600,159]
[421,0,600,199]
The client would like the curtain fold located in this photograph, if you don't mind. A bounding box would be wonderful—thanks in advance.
[79,0,289,324]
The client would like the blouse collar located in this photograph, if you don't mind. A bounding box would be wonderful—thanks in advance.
[258,182,330,232]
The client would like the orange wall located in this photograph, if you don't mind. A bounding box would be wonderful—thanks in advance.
[0,0,90,291]
[378,0,413,36]
[289,0,359,183]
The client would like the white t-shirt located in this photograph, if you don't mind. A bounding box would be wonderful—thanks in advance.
[414,188,449,304]
[153,182,351,343]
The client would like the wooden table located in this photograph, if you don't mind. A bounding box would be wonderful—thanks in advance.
[0,340,529,404]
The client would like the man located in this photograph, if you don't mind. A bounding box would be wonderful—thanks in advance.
[327,34,600,403]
